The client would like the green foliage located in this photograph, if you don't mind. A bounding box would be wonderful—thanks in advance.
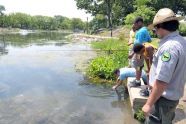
[88,56,115,79]
[88,39,129,80]
[179,23,186,36]
[124,5,155,25]
[71,18,85,30]
[134,109,145,123]
[92,38,124,50]
[75,0,134,30]
[134,0,151,7]
[112,0,134,25]
[0,13,85,30]
[149,0,186,15]
[0,6,85,31]
[76,0,186,31]
[89,17,107,34]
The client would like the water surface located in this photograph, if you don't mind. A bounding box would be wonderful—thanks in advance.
[0,32,139,124]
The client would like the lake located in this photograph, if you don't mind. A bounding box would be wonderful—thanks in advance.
[0,31,138,124]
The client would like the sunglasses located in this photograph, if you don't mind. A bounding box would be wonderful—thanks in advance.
[152,24,161,32]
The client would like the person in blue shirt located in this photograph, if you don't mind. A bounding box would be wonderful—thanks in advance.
[133,17,152,44]
[129,17,152,87]
[112,67,148,90]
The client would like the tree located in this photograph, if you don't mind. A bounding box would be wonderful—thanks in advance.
[59,18,72,29]
[125,5,156,25]
[71,18,85,31]
[8,13,32,29]
[149,0,186,15]
[89,14,107,33]
[0,5,5,16]
[112,0,134,25]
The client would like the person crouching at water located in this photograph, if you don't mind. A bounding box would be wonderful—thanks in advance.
[112,67,148,91]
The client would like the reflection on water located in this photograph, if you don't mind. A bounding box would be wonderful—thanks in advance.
[0,31,70,47]
[0,32,139,124]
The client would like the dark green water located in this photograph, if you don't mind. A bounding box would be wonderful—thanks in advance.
[0,31,138,124]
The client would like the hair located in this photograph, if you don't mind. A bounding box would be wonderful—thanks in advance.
[133,16,144,24]
[133,44,145,53]
[155,20,179,31]
[113,69,120,75]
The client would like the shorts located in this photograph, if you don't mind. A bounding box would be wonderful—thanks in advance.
[131,59,144,71]
[136,65,144,71]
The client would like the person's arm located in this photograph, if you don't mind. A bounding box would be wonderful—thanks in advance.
[115,78,122,86]
[128,51,135,59]
[128,42,133,46]
[142,80,168,116]
[112,78,123,90]
[128,38,134,46]
[128,30,134,46]
[144,47,153,72]
[145,57,151,73]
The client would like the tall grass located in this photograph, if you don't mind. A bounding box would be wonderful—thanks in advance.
[87,39,129,80]
[179,23,186,36]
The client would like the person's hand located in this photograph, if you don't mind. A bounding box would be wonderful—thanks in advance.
[142,104,152,117]
[128,42,133,46]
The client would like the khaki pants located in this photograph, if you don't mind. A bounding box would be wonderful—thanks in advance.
[145,97,179,124]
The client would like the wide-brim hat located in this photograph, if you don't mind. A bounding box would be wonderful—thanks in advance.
[149,8,184,29]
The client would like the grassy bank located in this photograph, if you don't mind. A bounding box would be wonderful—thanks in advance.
[86,36,159,85]
[86,38,129,85]
[180,22,186,36]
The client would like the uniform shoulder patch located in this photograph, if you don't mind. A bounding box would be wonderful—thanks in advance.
[161,51,171,62]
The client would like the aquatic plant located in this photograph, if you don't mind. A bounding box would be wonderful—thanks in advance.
[87,38,128,81]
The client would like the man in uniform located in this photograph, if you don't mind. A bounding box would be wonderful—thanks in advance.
[142,8,186,124]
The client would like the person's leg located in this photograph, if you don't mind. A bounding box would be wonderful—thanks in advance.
[141,70,148,85]
[129,66,143,87]
[135,65,144,81]
[128,48,132,67]
[123,81,128,94]
[159,97,179,124]
[145,97,179,124]
[136,69,142,81]
[140,70,150,96]
[145,99,161,124]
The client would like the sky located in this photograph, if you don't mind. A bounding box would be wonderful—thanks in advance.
[0,0,92,21]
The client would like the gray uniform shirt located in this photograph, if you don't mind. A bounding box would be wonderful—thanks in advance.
[149,32,186,100]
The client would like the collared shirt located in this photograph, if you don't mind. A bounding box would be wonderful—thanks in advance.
[134,27,151,45]
[149,31,186,100]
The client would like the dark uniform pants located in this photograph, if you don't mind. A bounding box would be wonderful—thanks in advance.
[145,97,179,124]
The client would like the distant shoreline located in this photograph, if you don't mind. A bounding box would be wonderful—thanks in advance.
[0,28,73,34]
